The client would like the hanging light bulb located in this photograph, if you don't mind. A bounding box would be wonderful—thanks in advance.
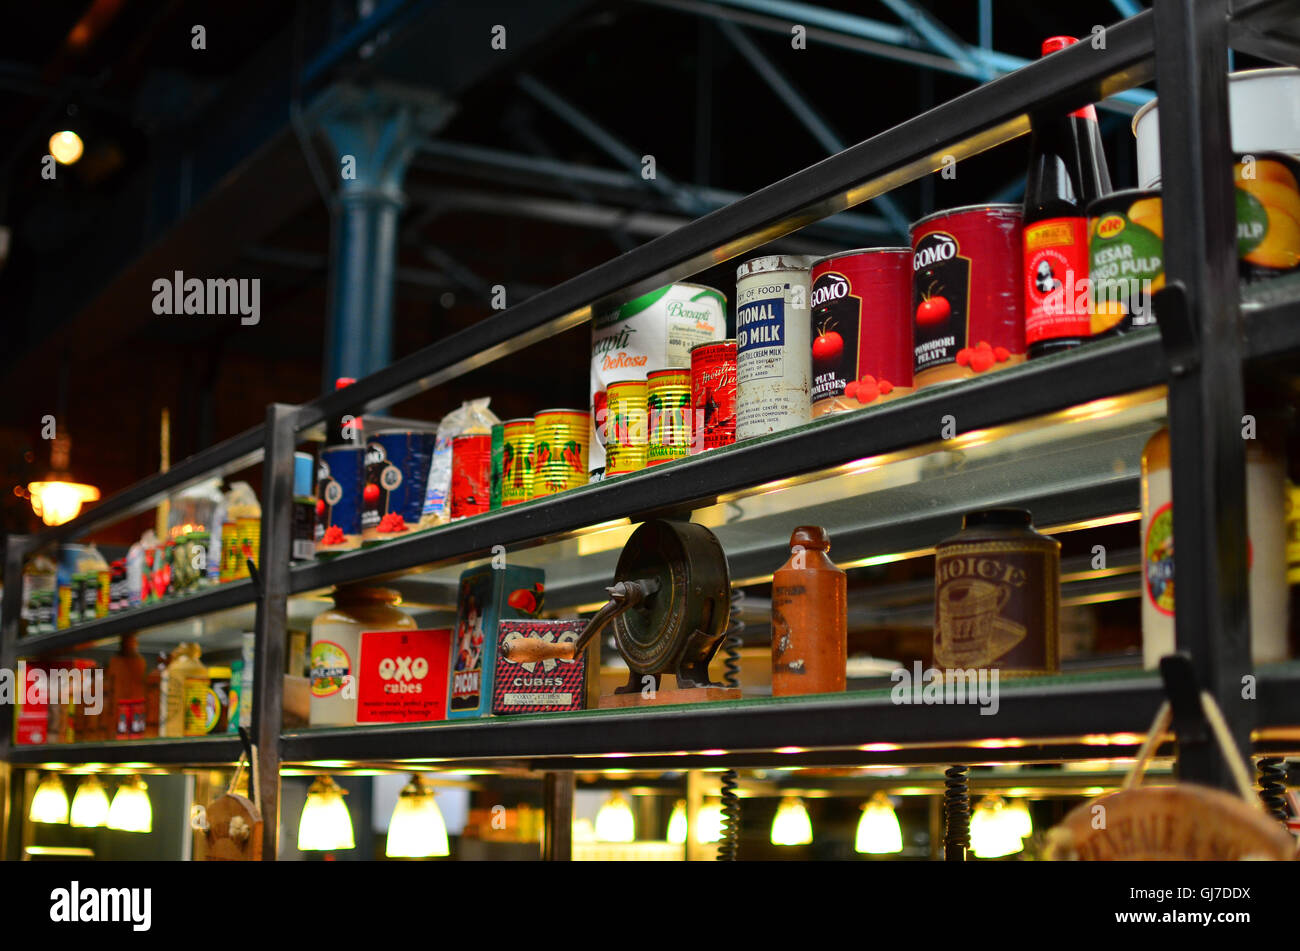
[298,775,355,851]
[1003,797,1033,840]
[594,791,635,842]
[970,796,1023,858]
[770,796,813,846]
[667,799,687,845]
[69,775,110,828]
[855,792,903,854]
[386,775,449,858]
[28,432,99,526]
[697,799,725,844]
[30,774,69,824]
[49,130,84,165]
[107,776,152,833]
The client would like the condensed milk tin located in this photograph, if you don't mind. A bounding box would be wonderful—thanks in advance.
[735,255,815,440]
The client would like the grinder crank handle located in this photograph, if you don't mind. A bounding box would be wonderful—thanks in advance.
[501,578,662,663]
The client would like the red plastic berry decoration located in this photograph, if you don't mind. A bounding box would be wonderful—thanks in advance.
[844,380,859,400]
[956,348,972,367]
[878,379,894,395]
[970,350,995,373]
[993,346,1010,363]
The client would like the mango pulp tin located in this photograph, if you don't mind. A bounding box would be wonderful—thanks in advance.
[532,409,590,498]
[361,429,436,543]
[690,339,737,452]
[589,283,727,477]
[501,419,535,506]
[1235,152,1300,281]
[1087,188,1163,339]
[315,445,365,554]
[735,255,815,439]
[646,368,692,465]
[810,248,914,416]
[910,204,1025,388]
[451,432,492,517]
[605,380,649,474]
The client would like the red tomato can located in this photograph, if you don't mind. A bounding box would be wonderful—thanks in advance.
[451,433,492,518]
[809,249,914,416]
[690,339,737,452]
[910,204,1025,388]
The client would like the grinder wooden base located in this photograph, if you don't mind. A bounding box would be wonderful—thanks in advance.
[598,686,742,709]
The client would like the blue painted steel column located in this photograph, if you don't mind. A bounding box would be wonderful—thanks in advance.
[313,84,454,388]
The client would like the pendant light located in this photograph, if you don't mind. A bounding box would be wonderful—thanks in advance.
[970,796,1023,858]
[386,775,449,858]
[769,796,813,846]
[855,792,903,854]
[594,791,635,842]
[69,775,110,828]
[697,799,725,844]
[107,776,152,833]
[666,799,687,845]
[1004,797,1033,840]
[298,775,355,851]
[27,359,99,526]
[29,774,69,824]
[49,130,84,165]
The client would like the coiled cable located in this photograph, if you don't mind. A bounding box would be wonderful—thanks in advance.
[944,765,970,861]
[717,589,744,861]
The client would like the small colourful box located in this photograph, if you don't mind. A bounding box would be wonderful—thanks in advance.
[358,629,452,724]
[492,619,587,715]
[448,564,545,718]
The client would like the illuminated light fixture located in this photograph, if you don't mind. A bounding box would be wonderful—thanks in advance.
[30,774,69,824]
[1003,798,1033,840]
[385,775,449,858]
[28,432,99,526]
[49,130,84,165]
[770,796,813,846]
[667,799,687,845]
[697,799,724,844]
[572,817,596,842]
[298,775,355,851]
[594,792,635,842]
[855,792,903,855]
[69,775,110,828]
[969,796,1023,859]
[107,776,152,833]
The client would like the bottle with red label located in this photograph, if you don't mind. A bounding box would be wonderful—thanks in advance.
[1022,35,1112,358]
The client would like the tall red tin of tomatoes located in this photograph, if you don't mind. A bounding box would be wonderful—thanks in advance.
[910,204,1025,388]
[809,248,914,416]
[690,339,737,453]
[451,433,492,518]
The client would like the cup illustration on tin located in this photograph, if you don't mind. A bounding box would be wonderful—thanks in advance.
[934,577,1026,668]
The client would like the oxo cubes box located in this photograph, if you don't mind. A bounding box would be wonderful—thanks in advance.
[448,563,545,718]
[492,619,587,715]
[357,629,451,724]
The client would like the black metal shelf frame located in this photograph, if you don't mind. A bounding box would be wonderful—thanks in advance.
[4,0,1300,860]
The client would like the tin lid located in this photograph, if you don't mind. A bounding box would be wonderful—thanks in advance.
[689,338,737,351]
[207,666,232,679]
[736,254,817,280]
[646,367,692,378]
[501,417,535,426]
[808,247,912,270]
[332,584,403,605]
[1085,187,1161,217]
[534,408,588,417]
[909,203,1023,232]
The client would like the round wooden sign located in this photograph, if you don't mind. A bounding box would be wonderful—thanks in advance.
[1046,785,1297,861]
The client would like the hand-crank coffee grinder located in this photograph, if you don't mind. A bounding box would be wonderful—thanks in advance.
[502,519,739,707]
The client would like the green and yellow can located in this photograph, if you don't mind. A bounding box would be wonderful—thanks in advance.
[532,409,589,499]
[646,368,692,466]
[501,419,536,506]
[605,379,648,476]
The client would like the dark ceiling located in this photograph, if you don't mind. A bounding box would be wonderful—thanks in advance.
[0,0,1270,545]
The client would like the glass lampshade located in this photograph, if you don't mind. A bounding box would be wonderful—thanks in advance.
[855,792,903,854]
[69,775,110,828]
[107,776,152,833]
[770,796,813,846]
[298,775,355,851]
[386,776,449,858]
[594,792,635,842]
[30,774,69,824]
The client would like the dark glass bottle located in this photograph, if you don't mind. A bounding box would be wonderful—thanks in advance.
[1023,35,1112,359]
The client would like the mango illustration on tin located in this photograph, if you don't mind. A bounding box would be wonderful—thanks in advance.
[1235,154,1300,277]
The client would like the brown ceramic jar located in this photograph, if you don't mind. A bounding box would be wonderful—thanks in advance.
[771,526,847,696]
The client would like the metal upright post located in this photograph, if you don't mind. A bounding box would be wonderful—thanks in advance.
[253,404,297,859]
[0,536,26,766]
[1151,0,1254,788]
[541,772,575,861]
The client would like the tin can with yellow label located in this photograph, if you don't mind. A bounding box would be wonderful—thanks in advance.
[605,380,648,475]
[532,409,589,498]
[646,368,692,466]
[501,419,535,506]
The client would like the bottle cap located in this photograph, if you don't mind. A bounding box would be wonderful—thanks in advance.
[335,377,356,389]
[790,525,831,551]
[1042,36,1077,56]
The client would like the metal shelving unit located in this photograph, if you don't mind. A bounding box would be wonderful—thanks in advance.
[4,0,1300,861]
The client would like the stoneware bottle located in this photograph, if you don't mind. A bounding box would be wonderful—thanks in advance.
[771,526,847,695]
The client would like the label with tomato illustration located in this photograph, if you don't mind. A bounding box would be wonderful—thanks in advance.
[315,446,365,553]
[532,410,590,497]
[451,432,492,518]
[1024,215,1091,345]
[911,206,1024,387]
[809,250,913,417]
[361,431,436,542]
[501,420,535,506]
[310,640,352,698]
[645,371,692,465]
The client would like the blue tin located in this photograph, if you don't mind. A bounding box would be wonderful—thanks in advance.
[362,429,436,543]
[293,452,314,498]
[315,445,365,553]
